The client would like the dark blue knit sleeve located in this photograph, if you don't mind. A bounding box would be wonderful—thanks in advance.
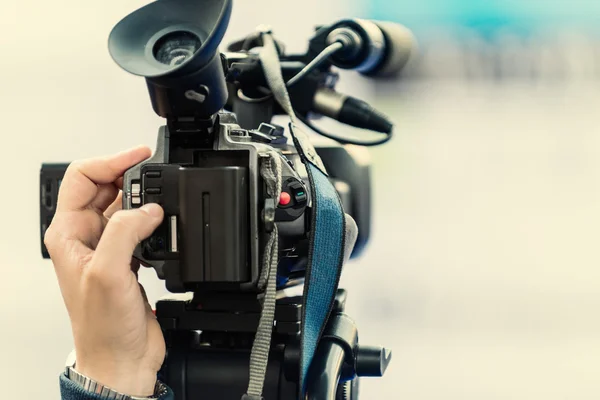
[59,373,175,400]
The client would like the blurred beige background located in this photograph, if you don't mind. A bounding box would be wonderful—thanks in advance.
[2,0,600,399]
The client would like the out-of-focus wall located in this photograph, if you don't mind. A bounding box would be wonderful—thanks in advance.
[341,1,600,399]
[345,81,600,400]
[0,1,358,398]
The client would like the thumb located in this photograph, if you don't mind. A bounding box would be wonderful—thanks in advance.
[92,204,164,280]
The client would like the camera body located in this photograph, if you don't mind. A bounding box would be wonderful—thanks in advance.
[123,112,312,294]
[39,116,371,292]
[36,1,396,397]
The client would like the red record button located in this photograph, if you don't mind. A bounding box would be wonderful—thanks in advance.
[279,192,292,206]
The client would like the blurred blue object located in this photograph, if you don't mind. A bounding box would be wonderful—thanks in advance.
[363,0,600,81]
[368,0,600,31]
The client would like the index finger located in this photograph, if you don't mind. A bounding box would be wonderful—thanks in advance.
[57,146,151,212]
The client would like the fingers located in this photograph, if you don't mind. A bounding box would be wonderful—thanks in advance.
[104,191,123,219]
[57,146,151,213]
[91,183,119,214]
[91,204,164,282]
[44,225,93,278]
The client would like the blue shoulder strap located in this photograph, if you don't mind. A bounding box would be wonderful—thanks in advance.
[289,126,346,397]
[257,30,347,399]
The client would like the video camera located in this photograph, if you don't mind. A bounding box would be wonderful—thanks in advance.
[39,1,415,399]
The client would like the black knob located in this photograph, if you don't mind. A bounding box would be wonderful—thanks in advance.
[355,346,392,377]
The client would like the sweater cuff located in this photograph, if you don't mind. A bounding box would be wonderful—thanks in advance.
[59,372,175,400]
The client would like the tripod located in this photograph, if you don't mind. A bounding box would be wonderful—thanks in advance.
[156,289,391,400]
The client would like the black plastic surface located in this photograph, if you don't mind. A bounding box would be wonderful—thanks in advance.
[139,161,250,285]
[108,0,233,118]
[147,53,229,119]
[140,164,182,261]
[180,166,248,282]
[155,290,374,400]
[39,163,69,258]
[156,293,301,335]
[162,344,297,400]
[308,20,371,71]
[109,0,232,78]
[355,346,392,378]
[339,97,393,134]
[275,177,308,223]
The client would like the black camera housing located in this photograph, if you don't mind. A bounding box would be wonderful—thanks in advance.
[40,0,373,295]
[121,112,312,294]
[39,131,371,293]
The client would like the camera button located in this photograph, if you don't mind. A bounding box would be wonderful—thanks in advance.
[279,192,292,206]
[146,187,162,195]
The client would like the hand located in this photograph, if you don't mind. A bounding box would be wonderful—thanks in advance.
[44,146,165,397]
